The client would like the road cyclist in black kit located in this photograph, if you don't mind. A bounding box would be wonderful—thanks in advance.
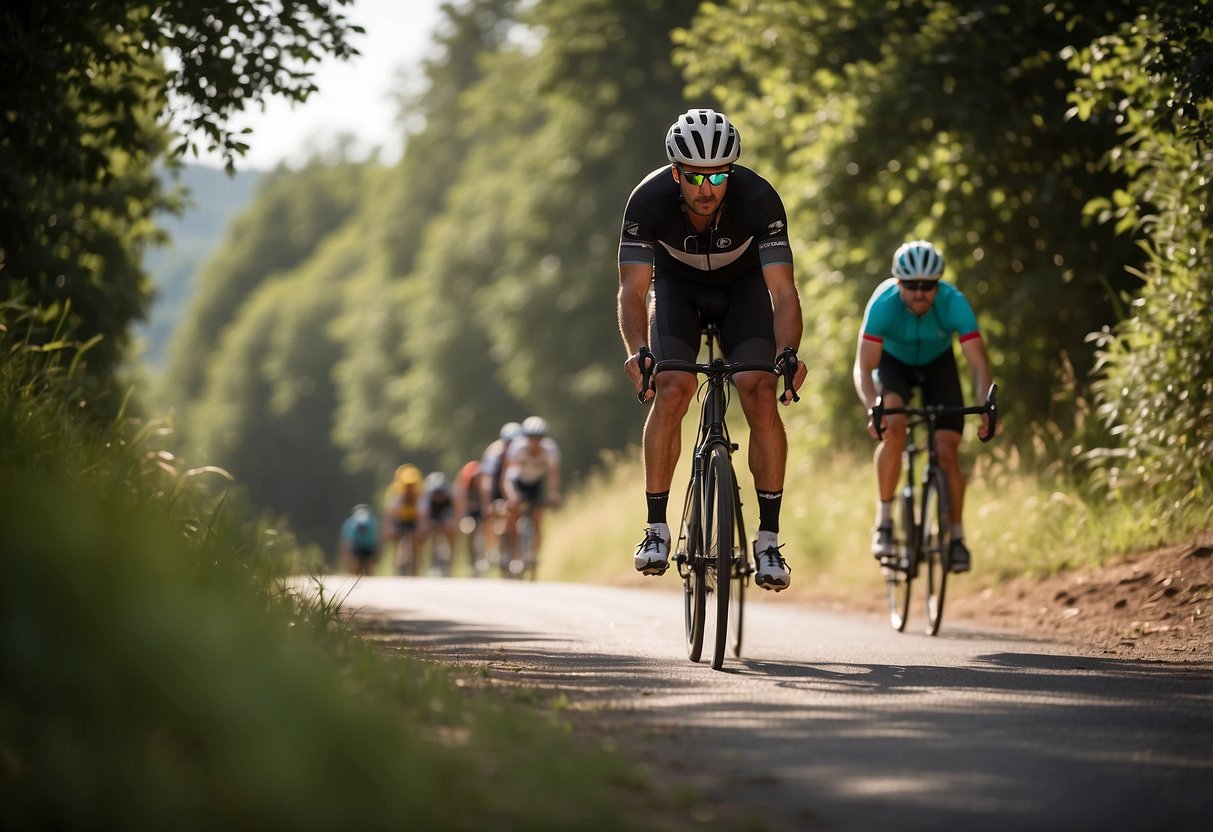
[618,108,807,592]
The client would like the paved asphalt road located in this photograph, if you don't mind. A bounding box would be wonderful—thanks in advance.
[315,576,1213,832]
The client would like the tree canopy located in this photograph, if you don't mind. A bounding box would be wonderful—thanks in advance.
[1,0,362,399]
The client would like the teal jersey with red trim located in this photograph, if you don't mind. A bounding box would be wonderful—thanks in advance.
[859,278,980,366]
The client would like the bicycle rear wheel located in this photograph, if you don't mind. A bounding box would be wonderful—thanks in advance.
[705,444,734,671]
[922,472,951,635]
[679,475,707,662]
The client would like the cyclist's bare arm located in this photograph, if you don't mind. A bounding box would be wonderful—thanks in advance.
[959,335,995,439]
[854,337,886,438]
[618,262,654,400]
[762,263,807,404]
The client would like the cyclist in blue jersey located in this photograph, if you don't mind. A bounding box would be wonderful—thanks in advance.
[852,240,994,573]
[617,108,807,591]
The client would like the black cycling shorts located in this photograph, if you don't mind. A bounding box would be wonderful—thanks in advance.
[512,478,544,506]
[649,271,775,364]
[875,348,965,433]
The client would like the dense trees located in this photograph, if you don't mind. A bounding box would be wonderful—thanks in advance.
[1,0,362,400]
[11,0,1207,546]
[1068,4,1213,514]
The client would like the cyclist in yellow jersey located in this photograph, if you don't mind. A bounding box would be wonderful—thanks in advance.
[384,463,423,575]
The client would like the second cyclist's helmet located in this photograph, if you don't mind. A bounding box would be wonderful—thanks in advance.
[499,421,522,442]
[665,109,741,166]
[891,240,945,280]
[521,416,548,438]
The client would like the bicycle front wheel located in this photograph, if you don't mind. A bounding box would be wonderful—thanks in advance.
[922,472,951,636]
[705,444,734,671]
[886,492,915,632]
[729,473,748,659]
[680,473,707,662]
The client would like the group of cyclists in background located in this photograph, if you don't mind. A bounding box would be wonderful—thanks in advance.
[336,415,562,579]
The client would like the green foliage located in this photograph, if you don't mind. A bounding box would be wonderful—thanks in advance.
[159,161,372,411]
[673,0,1143,452]
[1,0,362,405]
[382,0,701,476]
[183,196,382,547]
[1066,6,1213,516]
[331,0,700,480]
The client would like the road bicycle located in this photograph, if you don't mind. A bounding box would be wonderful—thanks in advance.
[868,384,998,635]
[639,325,798,670]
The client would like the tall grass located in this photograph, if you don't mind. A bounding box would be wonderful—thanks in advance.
[543,413,1212,599]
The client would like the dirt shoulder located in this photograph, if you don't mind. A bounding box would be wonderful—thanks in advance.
[940,531,1213,663]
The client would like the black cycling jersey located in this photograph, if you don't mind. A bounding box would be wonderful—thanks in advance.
[618,165,792,286]
[619,165,793,363]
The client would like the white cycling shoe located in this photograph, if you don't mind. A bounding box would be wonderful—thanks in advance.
[634,524,670,576]
[754,542,791,591]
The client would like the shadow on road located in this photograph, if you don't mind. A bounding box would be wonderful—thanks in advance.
[351,603,1213,832]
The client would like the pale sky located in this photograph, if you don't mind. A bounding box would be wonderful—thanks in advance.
[195,0,445,170]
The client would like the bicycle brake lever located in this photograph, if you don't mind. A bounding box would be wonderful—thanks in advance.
[636,345,654,404]
[777,348,800,404]
[870,396,885,441]
[980,382,999,443]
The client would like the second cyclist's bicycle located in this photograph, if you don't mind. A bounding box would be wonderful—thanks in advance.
[869,384,998,635]
[639,325,798,670]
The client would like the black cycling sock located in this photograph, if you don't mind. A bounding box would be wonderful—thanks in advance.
[646,491,670,525]
[756,489,782,533]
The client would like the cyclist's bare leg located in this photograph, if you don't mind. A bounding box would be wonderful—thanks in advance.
[935,428,965,526]
[643,371,696,491]
[734,370,785,491]
[873,391,907,502]
[484,502,506,565]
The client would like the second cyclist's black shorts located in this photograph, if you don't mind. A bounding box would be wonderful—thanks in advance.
[650,271,775,364]
[875,348,965,433]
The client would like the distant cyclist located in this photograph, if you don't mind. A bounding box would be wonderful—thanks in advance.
[384,463,423,575]
[617,108,806,591]
[338,503,380,576]
[853,240,995,573]
[453,458,487,574]
[502,415,562,570]
[479,421,522,567]
[418,471,457,575]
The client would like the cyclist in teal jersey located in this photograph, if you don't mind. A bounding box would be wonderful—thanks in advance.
[852,240,994,573]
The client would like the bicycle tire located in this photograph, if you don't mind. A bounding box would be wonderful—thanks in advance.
[729,473,747,659]
[680,475,707,662]
[922,472,950,635]
[706,444,734,670]
[886,490,915,632]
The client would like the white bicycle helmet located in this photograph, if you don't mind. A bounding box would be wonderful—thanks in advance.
[521,415,548,438]
[499,421,522,441]
[665,108,741,166]
[891,240,944,280]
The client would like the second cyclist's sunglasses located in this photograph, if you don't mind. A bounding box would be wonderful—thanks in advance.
[678,166,732,186]
[898,279,939,293]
